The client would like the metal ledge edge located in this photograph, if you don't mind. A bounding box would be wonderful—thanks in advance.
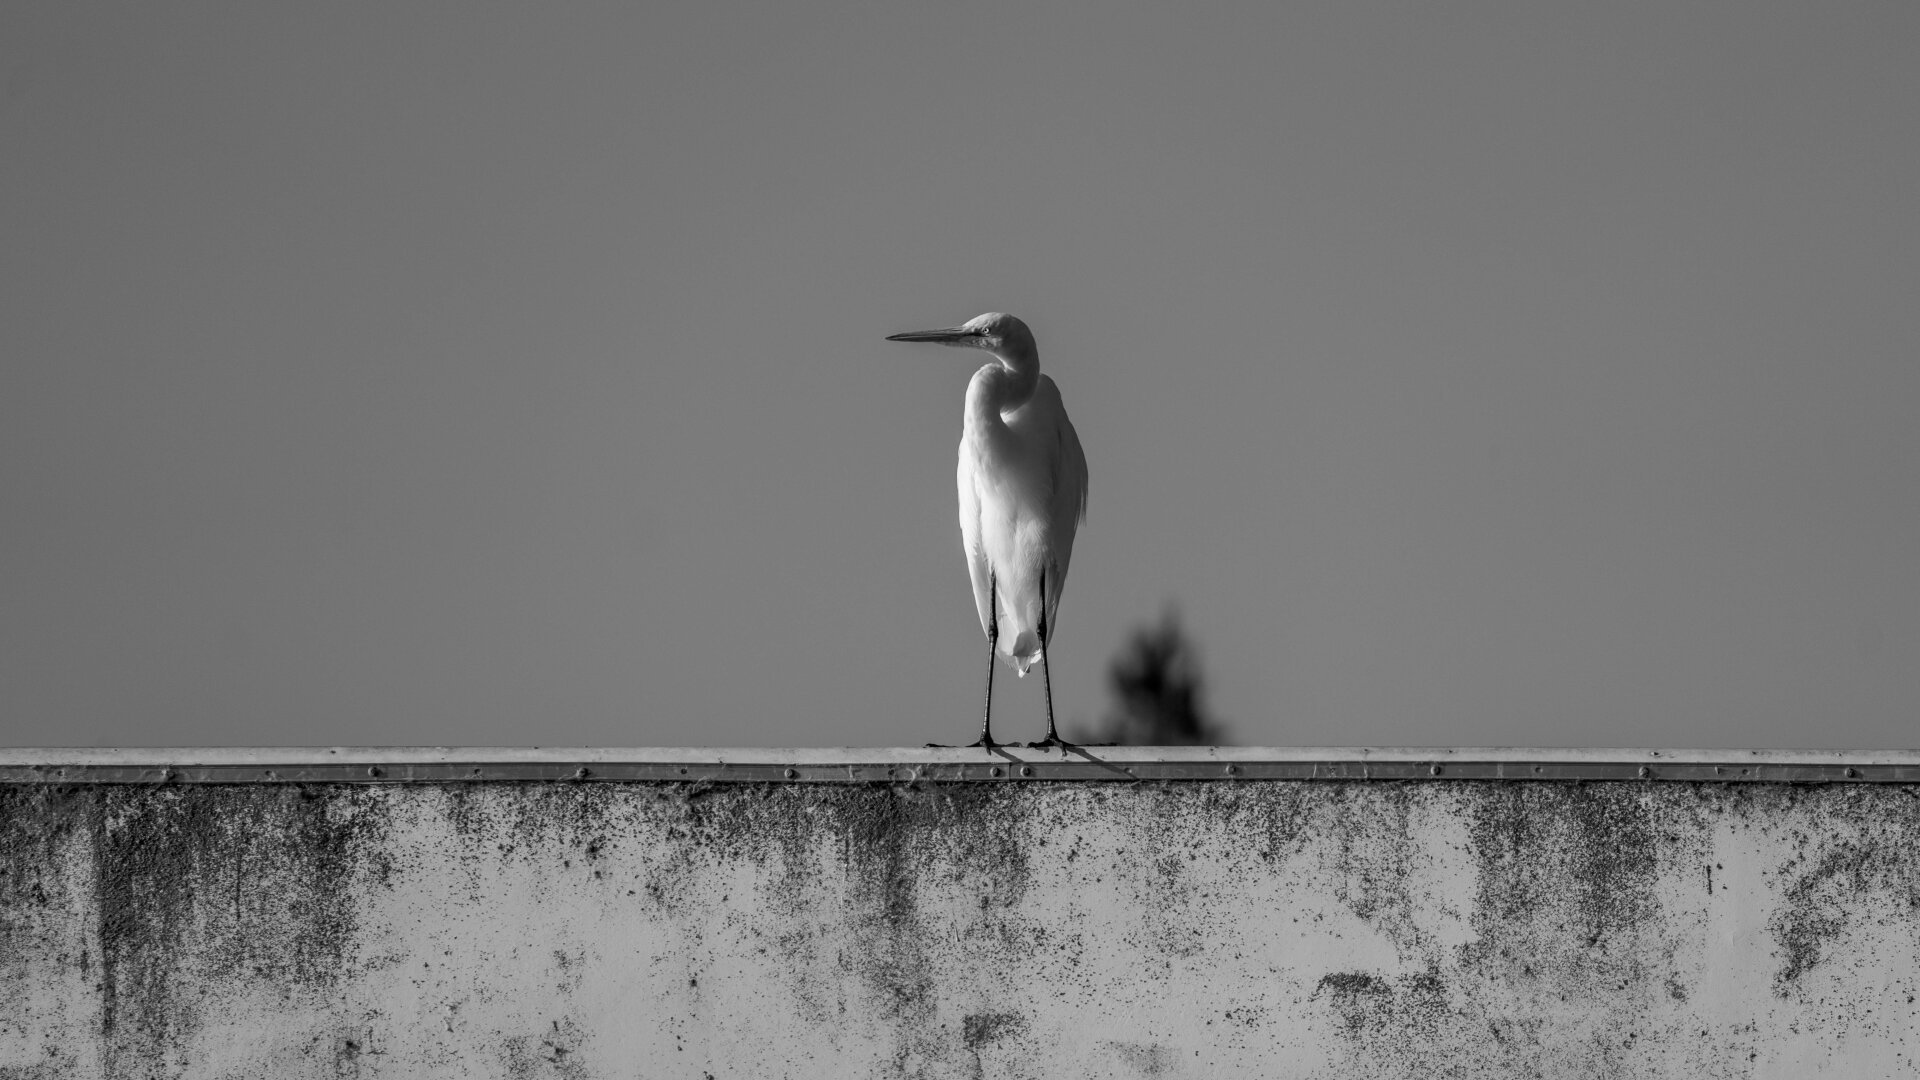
[2,747,1917,784]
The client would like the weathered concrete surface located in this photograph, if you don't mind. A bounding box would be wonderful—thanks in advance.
[5,773,1920,1077]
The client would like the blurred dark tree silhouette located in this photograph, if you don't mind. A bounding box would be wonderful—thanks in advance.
[1075,609,1229,746]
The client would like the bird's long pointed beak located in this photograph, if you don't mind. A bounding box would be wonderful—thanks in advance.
[885,326,972,344]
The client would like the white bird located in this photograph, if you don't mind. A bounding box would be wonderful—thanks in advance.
[886,313,1088,748]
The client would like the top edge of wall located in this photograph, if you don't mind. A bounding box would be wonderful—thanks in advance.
[2,746,1919,785]
[3,746,1919,766]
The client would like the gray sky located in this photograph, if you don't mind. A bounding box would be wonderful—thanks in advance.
[4,3,1916,749]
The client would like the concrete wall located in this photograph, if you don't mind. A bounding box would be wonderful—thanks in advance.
[5,750,1920,1078]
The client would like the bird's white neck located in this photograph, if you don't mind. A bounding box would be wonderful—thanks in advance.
[964,351,1040,434]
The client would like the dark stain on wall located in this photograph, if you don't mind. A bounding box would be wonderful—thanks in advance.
[1317,971,1388,996]
[501,1016,589,1080]
[1468,783,1668,946]
[1284,783,1702,1077]
[962,1010,1026,1047]
[2,784,397,1076]
[1766,786,1920,995]
[87,785,387,1071]
[1315,967,1451,1042]
[1310,784,1433,961]
[0,785,88,908]
[0,787,93,1079]
[803,782,1033,1073]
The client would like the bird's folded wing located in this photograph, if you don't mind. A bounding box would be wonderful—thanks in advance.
[1042,384,1088,634]
[958,452,995,638]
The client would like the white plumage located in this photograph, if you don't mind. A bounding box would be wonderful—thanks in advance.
[887,312,1088,747]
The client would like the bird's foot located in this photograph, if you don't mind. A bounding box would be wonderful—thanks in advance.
[1025,733,1073,751]
[966,734,1000,750]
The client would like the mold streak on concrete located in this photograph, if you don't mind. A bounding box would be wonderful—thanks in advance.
[4,775,1919,1077]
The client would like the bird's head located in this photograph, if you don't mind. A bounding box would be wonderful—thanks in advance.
[885,312,1034,361]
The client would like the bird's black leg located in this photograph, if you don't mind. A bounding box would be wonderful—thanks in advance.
[968,573,999,749]
[1028,571,1072,750]
[927,576,1001,750]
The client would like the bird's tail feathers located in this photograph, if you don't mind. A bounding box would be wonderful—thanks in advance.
[1006,630,1041,676]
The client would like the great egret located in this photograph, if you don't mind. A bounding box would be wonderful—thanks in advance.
[886,313,1089,749]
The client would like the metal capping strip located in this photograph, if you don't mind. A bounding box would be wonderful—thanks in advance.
[1,760,1917,784]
